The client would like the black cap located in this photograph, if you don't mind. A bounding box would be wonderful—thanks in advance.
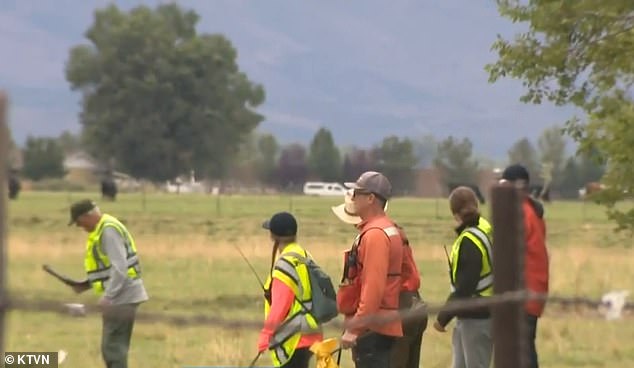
[501,164,530,184]
[262,212,297,237]
[68,199,96,226]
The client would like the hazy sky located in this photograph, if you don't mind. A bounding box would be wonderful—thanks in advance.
[1,0,578,159]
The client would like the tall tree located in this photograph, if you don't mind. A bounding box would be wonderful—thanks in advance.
[22,136,66,181]
[487,1,634,231]
[342,148,376,182]
[66,3,265,181]
[373,136,418,195]
[57,130,83,154]
[277,144,308,191]
[307,128,341,182]
[577,148,606,184]
[558,157,582,198]
[413,134,438,168]
[508,137,541,181]
[256,133,279,186]
[537,126,567,187]
[434,136,479,186]
[228,131,258,183]
[7,127,20,170]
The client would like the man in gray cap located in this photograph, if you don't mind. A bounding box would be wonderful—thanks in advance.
[68,199,149,368]
[337,171,405,368]
[331,188,428,368]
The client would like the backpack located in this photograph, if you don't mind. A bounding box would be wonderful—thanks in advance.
[286,252,339,325]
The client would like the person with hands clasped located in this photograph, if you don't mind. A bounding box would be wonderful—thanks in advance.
[434,187,494,368]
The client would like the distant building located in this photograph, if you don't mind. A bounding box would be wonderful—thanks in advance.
[63,151,100,183]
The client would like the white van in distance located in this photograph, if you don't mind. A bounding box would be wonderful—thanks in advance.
[303,182,347,196]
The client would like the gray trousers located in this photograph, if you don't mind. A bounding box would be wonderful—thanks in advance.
[101,304,139,368]
[451,318,492,368]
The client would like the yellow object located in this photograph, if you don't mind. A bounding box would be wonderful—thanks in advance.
[309,338,340,368]
[450,216,494,297]
[84,214,142,294]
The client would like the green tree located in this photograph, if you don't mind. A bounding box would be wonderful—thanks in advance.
[577,148,606,184]
[508,137,541,181]
[22,136,66,180]
[537,126,567,187]
[66,3,265,181]
[487,1,634,231]
[434,136,479,186]
[7,127,20,170]
[57,130,83,154]
[558,157,581,198]
[373,136,419,195]
[277,143,308,191]
[413,134,438,168]
[256,133,279,186]
[308,127,341,182]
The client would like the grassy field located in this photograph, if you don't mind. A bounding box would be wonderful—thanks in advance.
[4,191,634,368]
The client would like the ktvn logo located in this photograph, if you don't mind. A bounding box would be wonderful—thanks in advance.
[4,352,58,367]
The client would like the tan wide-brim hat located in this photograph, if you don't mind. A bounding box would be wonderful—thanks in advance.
[331,189,388,225]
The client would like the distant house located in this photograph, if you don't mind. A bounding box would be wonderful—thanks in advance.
[62,151,142,191]
[63,151,100,183]
[8,146,23,172]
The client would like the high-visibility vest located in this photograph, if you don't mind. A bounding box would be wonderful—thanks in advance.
[263,243,321,367]
[449,216,493,297]
[84,214,141,295]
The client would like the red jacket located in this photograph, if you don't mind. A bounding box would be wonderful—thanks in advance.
[523,197,550,317]
[397,227,421,292]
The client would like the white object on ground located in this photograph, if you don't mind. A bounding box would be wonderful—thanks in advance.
[64,303,86,317]
[58,350,67,364]
[598,290,629,320]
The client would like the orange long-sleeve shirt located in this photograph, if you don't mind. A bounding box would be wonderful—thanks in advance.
[257,278,323,352]
[345,215,403,337]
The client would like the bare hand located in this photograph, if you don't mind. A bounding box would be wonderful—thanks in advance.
[98,297,112,307]
[340,330,358,349]
[433,320,446,333]
[71,283,90,294]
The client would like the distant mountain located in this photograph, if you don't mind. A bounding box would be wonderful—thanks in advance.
[1,0,578,161]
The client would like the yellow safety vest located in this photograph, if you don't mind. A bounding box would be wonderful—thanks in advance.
[263,243,321,367]
[84,214,141,295]
[449,216,494,297]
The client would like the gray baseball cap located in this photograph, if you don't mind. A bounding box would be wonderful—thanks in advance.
[344,171,392,200]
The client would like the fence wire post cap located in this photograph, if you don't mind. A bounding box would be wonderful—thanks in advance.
[599,290,630,320]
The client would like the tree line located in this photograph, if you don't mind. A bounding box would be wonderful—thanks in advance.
[11,124,604,198]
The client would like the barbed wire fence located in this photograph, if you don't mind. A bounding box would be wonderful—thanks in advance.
[1,92,633,367]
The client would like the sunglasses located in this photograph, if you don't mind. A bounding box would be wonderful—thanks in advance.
[353,189,373,197]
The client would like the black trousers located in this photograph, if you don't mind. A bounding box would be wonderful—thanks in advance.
[281,348,312,368]
[525,315,539,368]
[352,333,397,368]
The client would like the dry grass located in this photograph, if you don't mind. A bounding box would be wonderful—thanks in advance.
[4,192,634,367]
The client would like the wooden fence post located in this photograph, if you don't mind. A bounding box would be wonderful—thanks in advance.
[491,183,527,368]
[0,91,9,354]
